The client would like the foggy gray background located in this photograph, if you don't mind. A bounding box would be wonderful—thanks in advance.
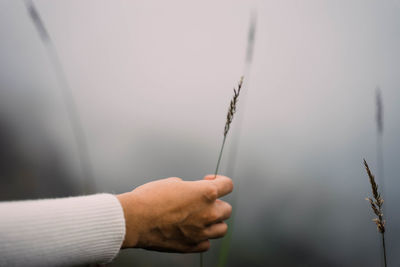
[1,0,399,266]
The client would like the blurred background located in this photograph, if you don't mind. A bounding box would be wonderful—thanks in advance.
[1,0,400,266]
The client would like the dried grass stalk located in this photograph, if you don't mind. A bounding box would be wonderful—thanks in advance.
[363,159,387,267]
[215,77,244,176]
[375,87,386,208]
[201,77,244,267]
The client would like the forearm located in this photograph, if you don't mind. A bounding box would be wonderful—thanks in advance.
[0,194,125,266]
[0,175,233,265]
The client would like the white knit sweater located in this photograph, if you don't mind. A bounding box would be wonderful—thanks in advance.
[0,194,126,266]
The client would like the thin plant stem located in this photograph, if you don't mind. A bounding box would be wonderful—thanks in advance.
[217,69,249,267]
[24,0,95,194]
[376,87,385,199]
[214,136,227,177]
[201,77,243,267]
[217,10,257,267]
[376,133,386,255]
[377,133,385,201]
[382,233,387,267]
[375,88,387,266]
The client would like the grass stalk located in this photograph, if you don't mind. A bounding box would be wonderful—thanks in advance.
[214,136,227,178]
[24,0,95,194]
[200,77,243,267]
[375,87,385,205]
[217,11,257,267]
[363,159,387,267]
[382,233,387,267]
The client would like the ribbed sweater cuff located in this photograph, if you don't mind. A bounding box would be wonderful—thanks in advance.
[0,193,126,266]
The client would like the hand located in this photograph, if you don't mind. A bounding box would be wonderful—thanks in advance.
[116,175,233,253]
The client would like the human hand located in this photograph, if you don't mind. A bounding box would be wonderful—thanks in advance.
[116,175,233,253]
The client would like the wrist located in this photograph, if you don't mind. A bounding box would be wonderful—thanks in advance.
[116,192,140,249]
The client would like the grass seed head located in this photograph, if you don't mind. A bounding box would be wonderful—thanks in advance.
[224,76,244,137]
[364,159,385,234]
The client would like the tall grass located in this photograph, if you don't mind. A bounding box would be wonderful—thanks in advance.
[375,87,385,198]
[217,11,257,267]
[201,77,243,267]
[364,159,387,267]
[24,0,95,194]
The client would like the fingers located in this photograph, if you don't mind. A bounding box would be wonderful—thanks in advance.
[205,199,232,225]
[145,239,210,253]
[187,200,231,242]
[190,240,210,252]
[195,221,229,242]
[204,175,233,198]
[175,222,227,252]
[203,222,228,239]
[215,199,232,221]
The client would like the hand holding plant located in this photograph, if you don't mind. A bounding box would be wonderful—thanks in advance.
[117,175,233,252]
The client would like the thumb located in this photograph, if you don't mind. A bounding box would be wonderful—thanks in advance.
[203,175,233,198]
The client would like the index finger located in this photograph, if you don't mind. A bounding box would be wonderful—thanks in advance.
[205,175,233,198]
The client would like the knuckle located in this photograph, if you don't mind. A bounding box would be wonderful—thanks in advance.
[185,228,204,243]
[199,212,210,224]
[208,210,219,223]
[204,184,218,201]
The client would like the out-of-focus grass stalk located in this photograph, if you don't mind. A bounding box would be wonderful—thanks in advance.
[23,0,95,194]
[375,87,385,197]
[217,10,257,267]
[201,77,243,267]
[364,159,387,267]
[374,87,388,267]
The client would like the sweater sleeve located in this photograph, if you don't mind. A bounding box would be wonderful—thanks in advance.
[0,193,126,266]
